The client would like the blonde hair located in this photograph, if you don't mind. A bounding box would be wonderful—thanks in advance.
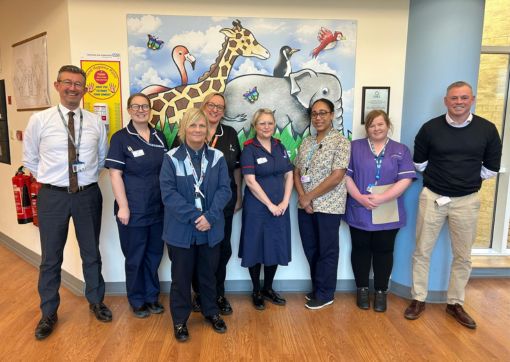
[200,92,226,111]
[178,108,209,143]
[251,108,275,128]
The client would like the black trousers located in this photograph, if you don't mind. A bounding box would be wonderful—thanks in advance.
[192,213,233,298]
[37,185,105,317]
[349,226,399,291]
[168,243,220,325]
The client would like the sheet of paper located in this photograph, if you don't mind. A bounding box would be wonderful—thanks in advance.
[371,184,399,224]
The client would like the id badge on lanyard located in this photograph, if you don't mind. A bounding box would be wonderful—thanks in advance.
[185,148,206,211]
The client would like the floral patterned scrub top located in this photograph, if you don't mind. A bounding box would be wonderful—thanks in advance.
[294,128,351,214]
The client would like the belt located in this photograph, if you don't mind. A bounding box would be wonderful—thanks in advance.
[41,182,97,194]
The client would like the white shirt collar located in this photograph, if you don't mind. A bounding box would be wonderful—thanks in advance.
[445,112,473,128]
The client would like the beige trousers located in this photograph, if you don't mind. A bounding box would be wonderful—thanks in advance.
[411,187,480,305]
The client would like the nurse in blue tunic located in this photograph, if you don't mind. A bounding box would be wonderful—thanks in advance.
[239,108,294,310]
[106,93,168,318]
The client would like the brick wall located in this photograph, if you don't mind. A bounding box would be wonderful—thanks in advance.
[474,0,510,248]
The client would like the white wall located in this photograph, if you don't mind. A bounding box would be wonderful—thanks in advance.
[0,0,90,278]
[0,0,409,284]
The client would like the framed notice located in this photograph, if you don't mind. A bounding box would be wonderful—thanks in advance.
[361,86,390,124]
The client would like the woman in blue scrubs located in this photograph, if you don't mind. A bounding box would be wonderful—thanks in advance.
[106,93,168,318]
[160,108,231,342]
[239,108,294,310]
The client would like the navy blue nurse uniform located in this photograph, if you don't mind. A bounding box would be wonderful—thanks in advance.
[105,121,168,309]
[239,137,293,267]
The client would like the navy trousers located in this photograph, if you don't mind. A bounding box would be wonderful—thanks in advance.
[117,221,164,308]
[37,185,105,317]
[168,243,220,325]
[298,210,341,302]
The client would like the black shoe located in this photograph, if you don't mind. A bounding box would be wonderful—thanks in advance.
[132,304,150,318]
[173,323,189,342]
[146,301,164,314]
[192,293,201,313]
[356,287,370,310]
[217,296,233,315]
[35,313,58,340]
[89,302,113,322]
[205,314,227,333]
[305,292,314,301]
[261,288,286,306]
[252,291,265,310]
[373,290,387,312]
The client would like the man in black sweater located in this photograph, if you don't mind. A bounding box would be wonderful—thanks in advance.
[404,81,502,329]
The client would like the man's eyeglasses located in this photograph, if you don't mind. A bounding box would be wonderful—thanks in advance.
[129,104,151,111]
[206,102,225,112]
[311,111,332,119]
[58,79,84,89]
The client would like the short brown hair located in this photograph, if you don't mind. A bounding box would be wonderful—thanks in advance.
[57,65,86,83]
[364,109,392,135]
[127,92,151,108]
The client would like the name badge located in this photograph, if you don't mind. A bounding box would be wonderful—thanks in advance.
[72,161,85,173]
[195,197,203,211]
[366,184,373,193]
[301,175,311,183]
[256,157,268,164]
[435,196,451,206]
[132,149,145,157]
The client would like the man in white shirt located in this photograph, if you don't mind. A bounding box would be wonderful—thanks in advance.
[23,65,111,340]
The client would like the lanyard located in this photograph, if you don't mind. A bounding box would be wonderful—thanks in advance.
[304,143,322,175]
[58,107,83,159]
[185,147,206,198]
[209,125,223,149]
[368,138,389,185]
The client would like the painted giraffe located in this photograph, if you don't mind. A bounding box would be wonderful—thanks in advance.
[148,20,270,131]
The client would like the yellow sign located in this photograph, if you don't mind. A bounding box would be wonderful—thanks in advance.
[81,60,122,142]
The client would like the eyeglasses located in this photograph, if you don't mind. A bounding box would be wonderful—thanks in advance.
[58,79,84,89]
[311,111,332,119]
[205,102,225,112]
[129,104,151,111]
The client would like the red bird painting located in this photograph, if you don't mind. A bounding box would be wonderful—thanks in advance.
[311,27,345,58]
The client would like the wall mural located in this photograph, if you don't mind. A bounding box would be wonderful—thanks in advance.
[127,15,356,158]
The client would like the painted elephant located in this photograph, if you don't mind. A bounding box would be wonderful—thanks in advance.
[223,69,343,136]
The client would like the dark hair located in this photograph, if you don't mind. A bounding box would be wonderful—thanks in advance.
[308,98,334,117]
[57,65,86,82]
[127,92,151,108]
[364,109,392,135]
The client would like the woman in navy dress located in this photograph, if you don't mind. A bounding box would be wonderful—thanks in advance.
[239,108,294,310]
[106,93,168,318]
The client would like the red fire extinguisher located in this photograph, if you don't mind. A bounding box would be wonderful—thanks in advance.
[30,174,42,227]
[12,166,33,224]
